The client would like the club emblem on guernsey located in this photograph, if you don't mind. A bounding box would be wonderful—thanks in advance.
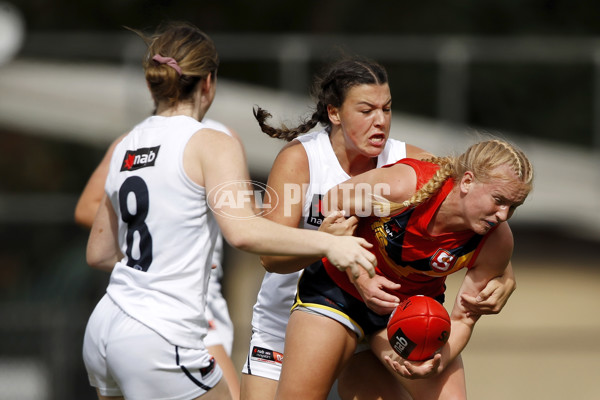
[430,249,456,272]
[120,146,160,171]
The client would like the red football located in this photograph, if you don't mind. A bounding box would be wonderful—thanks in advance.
[387,295,451,361]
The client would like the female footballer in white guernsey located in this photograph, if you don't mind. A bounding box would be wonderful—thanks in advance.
[82,22,376,400]
[240,57,519,400]
[75,118,242,399]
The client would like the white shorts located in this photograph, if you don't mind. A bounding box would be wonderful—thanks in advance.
[83,295,223,400]
[204,274,234,356]
[240,329,285,381]
[241,328,344,400]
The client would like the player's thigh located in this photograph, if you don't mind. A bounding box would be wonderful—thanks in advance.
[337,350,412,400]
[240,373,278,400]
[277,309,358,399]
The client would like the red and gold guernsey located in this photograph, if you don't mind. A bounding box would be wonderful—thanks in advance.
[324,158,494,302]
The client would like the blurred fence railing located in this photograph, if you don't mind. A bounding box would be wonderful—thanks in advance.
[6,32,600,399]
[22,32,600,148]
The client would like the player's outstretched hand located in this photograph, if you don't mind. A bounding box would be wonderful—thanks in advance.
[384,353,442,380]
[351,272,400,315]
[326,235,376,279]
[319,210,358,237]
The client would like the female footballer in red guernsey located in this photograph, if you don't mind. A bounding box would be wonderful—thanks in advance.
[276,139,533,400]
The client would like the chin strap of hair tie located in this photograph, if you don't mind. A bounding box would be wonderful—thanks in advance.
[152,54,182,76]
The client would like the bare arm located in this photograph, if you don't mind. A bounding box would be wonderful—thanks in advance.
[385,222,514,378]
[460,221,517,316]
[190,129,377,278]
[460,259,516,316]
[322,162,417,218]
[257,141,327,273]
[86,194,122,272]
[440,224,513,366]
[74,134,126,228]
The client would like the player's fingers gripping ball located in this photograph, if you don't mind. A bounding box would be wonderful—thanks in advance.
[387,295,451,361]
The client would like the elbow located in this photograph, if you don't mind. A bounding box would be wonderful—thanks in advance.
[74,205,84,226]
[260,256,278,273]
[74,211,87,228]
[85,244,99,268]
[86,247,118,272]
[86,253,106,271]
[224,231,256,253]
[86,252,107,271]
[74,206,94,229]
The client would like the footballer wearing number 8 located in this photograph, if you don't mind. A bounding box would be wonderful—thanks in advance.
[82,21,376,400]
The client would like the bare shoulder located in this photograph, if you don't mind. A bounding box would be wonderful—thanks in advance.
[184,128,247,184]
[379,162,418,203]
[109,132,128,149]
[372,161,417,185]
[264,140,310,190]
[190,127,241,152]
[341,161,417,204]
[225,125,243,143]
[273,139,307,164]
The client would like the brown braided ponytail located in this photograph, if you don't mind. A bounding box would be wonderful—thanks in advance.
[254,56,388,141]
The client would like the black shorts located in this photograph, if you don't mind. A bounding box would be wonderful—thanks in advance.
[294,261,445,340]
[294,261,391,339]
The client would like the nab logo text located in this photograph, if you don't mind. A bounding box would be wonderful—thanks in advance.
[121,146,160,171]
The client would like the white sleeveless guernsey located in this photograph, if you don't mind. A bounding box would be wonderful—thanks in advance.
[249,129,407,339]
[105,115,220,349]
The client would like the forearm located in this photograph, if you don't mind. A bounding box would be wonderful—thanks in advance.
[260,211,361,274]
[438,316,477,371]
[86,195,121,272]
[498,262,516,292]
[223,217,332,258]
[75,135,122,228]
[86,226,121,272]
[86,223,123,272]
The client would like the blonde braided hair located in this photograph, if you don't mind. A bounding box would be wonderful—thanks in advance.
[377,139,533,215]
